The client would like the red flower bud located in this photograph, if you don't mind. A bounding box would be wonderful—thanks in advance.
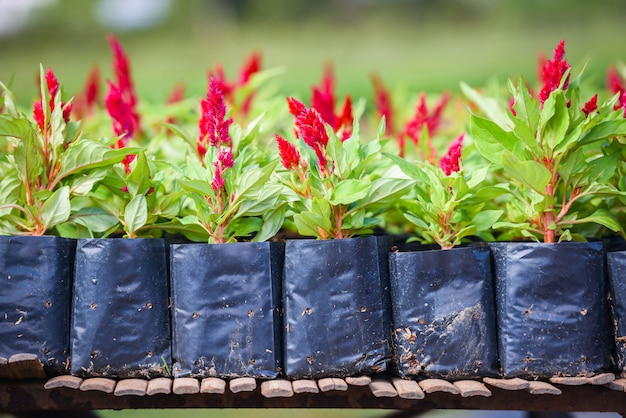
[539,39,571,104]
[275,134,301,170]
[198,77,233,159]
[581,94,598,117]
[439,134,464,176]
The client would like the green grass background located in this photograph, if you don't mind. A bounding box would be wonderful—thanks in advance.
[2,0,626,107]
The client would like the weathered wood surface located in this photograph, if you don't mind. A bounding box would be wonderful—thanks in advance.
[3,377,626,416]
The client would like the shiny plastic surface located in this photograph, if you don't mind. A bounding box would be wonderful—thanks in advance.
[491,241,611,378]
[389,245,499,379]
[608,249,626,371]
[170,241,284,378]
[0,236,75,375]
[283,236,393,379]
[70,238,171,378]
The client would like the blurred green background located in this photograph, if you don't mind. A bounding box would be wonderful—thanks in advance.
[1,1,625,417]
[2,0,626,108]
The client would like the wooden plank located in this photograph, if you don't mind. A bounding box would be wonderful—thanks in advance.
[114,379,147,396]
[3,379,626,413]
[261,380,294,398]
[172,378,199,395]
[391,377,425,400]
[8,353,46,379]
[80,377,116,393]
[589,373,616,385]
[0,357,15,380]
[369,379,398,398]
[419,378,460,395]
[146,377,172,395]
[200,377,226,394]
[483,377,529,390]
[345,376,372,386]
[453,380,492,398]
[44,375,83,390]
[230,377,257,393]
[550,376,589,386]
[292,379,319,394]
[527,381,562,395]
[318,378,348,392]
[605,378,626,392]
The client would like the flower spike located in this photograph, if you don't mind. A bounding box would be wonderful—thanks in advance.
[276,134,301,171]
[439,134,464,176]
[198,77,233,160]
[286,97,329,172]
[539,39,571,104]
[581,94,598,117]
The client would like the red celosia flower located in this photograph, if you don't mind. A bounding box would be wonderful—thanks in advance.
[439,134,464,176]
[72,66,101,119]
[33,67,72,132]
[166,83,186,104]
[399,92,450,160]
[105,80,137,173]
[84,66,101,109]
[198,77,233,160]
[107,34,140,135]
[287,97,329,171]
[607,67,626,112]
[238,51,261,85]
[211,149,234,191]
[106,81,135,140]
[275,134,301,170]
[539,39,571,104]
[581,94,598,117]
[335,95,354,141]
[208,64,235,103]
[371,73,395,135]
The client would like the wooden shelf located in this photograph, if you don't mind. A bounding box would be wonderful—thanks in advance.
[1,375,626,416]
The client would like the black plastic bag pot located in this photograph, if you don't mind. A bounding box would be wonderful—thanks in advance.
[70,238,171,378]
[491,241,612,378]
[170,241,284,378]
[389,245,499,379]
[283,236,393,379]
[0,235,75,376]
[607,249,626,372]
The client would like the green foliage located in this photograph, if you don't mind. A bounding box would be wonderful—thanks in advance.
[467,70,626,242]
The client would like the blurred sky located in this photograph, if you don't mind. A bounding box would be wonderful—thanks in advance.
[1,0,626,105]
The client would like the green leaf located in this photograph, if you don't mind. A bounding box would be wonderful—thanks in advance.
[293,210,331,239]
[384,152,429,183]
[580,119,626,146]
[573,208,624,234]
[461,82,513,129]
[124,194,148,237]
[180,179,215,197]
[469,115,519,165]
[329,179,370,205]
[501,152,551,194]
[355,177,415,211]
[40,186,71,232]
[126,152,152,196]
[0,115,32,139]
[71,207,120,233]
[253,204,286,242]
[471,210,503,232]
